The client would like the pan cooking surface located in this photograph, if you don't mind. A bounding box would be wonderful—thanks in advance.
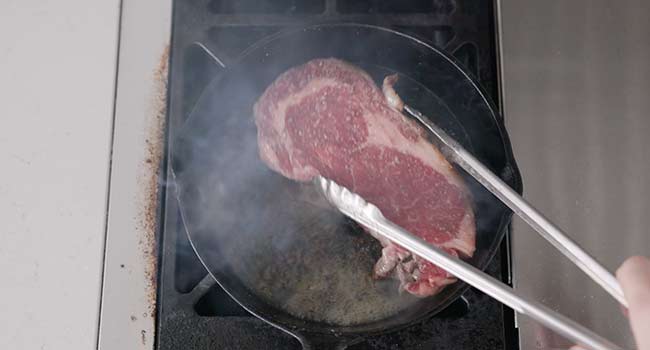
[229,65,473,325]
[226,184,421,325]
[176,63,477,326]
[172,24,520,337]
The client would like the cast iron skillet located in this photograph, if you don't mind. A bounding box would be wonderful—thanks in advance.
[171,24,522,349]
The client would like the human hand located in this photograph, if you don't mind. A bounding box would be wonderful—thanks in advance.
[616,256,650,350]
[570,256,649,350]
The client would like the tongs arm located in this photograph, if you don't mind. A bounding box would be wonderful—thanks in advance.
[403,104,628,308]
[317,176,625,350]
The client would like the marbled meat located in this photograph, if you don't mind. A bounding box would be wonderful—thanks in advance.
[253,58,475,297]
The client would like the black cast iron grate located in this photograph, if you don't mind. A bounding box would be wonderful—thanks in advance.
[157,0,518,349]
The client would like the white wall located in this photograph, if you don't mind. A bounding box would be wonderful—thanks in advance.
[501,0,650,348]
[0,1,120,348]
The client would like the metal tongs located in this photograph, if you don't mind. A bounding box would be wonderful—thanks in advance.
[315,105,628,350]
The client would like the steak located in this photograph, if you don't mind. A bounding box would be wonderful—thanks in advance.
[253,58,475,297]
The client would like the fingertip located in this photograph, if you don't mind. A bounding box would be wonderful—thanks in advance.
[616,255,650,279]
[617,256,650,304]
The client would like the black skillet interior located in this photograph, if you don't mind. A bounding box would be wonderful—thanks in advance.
[171,24,522,347]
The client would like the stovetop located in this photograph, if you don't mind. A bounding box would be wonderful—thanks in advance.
[157,0,517,349]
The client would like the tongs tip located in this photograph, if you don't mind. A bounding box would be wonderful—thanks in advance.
[314,176,383,221]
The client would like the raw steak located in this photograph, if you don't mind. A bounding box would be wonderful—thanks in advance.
[253,58,476,297]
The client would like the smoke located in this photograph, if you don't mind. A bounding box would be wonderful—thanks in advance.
[169,23,518,327]
[169,54,430,326]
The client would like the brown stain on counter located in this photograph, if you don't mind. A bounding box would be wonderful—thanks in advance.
[136,44,170,319]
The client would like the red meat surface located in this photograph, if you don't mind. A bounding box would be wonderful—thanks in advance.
[253,58,475,297]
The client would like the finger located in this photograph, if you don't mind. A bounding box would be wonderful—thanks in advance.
[618,256,650,306]
[616,256,650,350]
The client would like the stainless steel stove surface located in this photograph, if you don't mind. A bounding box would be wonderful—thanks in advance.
[157,0,517,349]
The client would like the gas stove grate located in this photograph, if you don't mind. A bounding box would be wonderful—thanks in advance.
[157,1,516,349]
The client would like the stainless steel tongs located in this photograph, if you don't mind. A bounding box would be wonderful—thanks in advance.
[402,105,627,307]
[315,105,628,350]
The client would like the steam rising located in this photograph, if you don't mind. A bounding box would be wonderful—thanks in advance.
[171,24,516,327]
[171,56,431,325]
[173,113,422,324]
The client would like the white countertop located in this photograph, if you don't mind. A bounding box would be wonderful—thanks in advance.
[0,1,120,348]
